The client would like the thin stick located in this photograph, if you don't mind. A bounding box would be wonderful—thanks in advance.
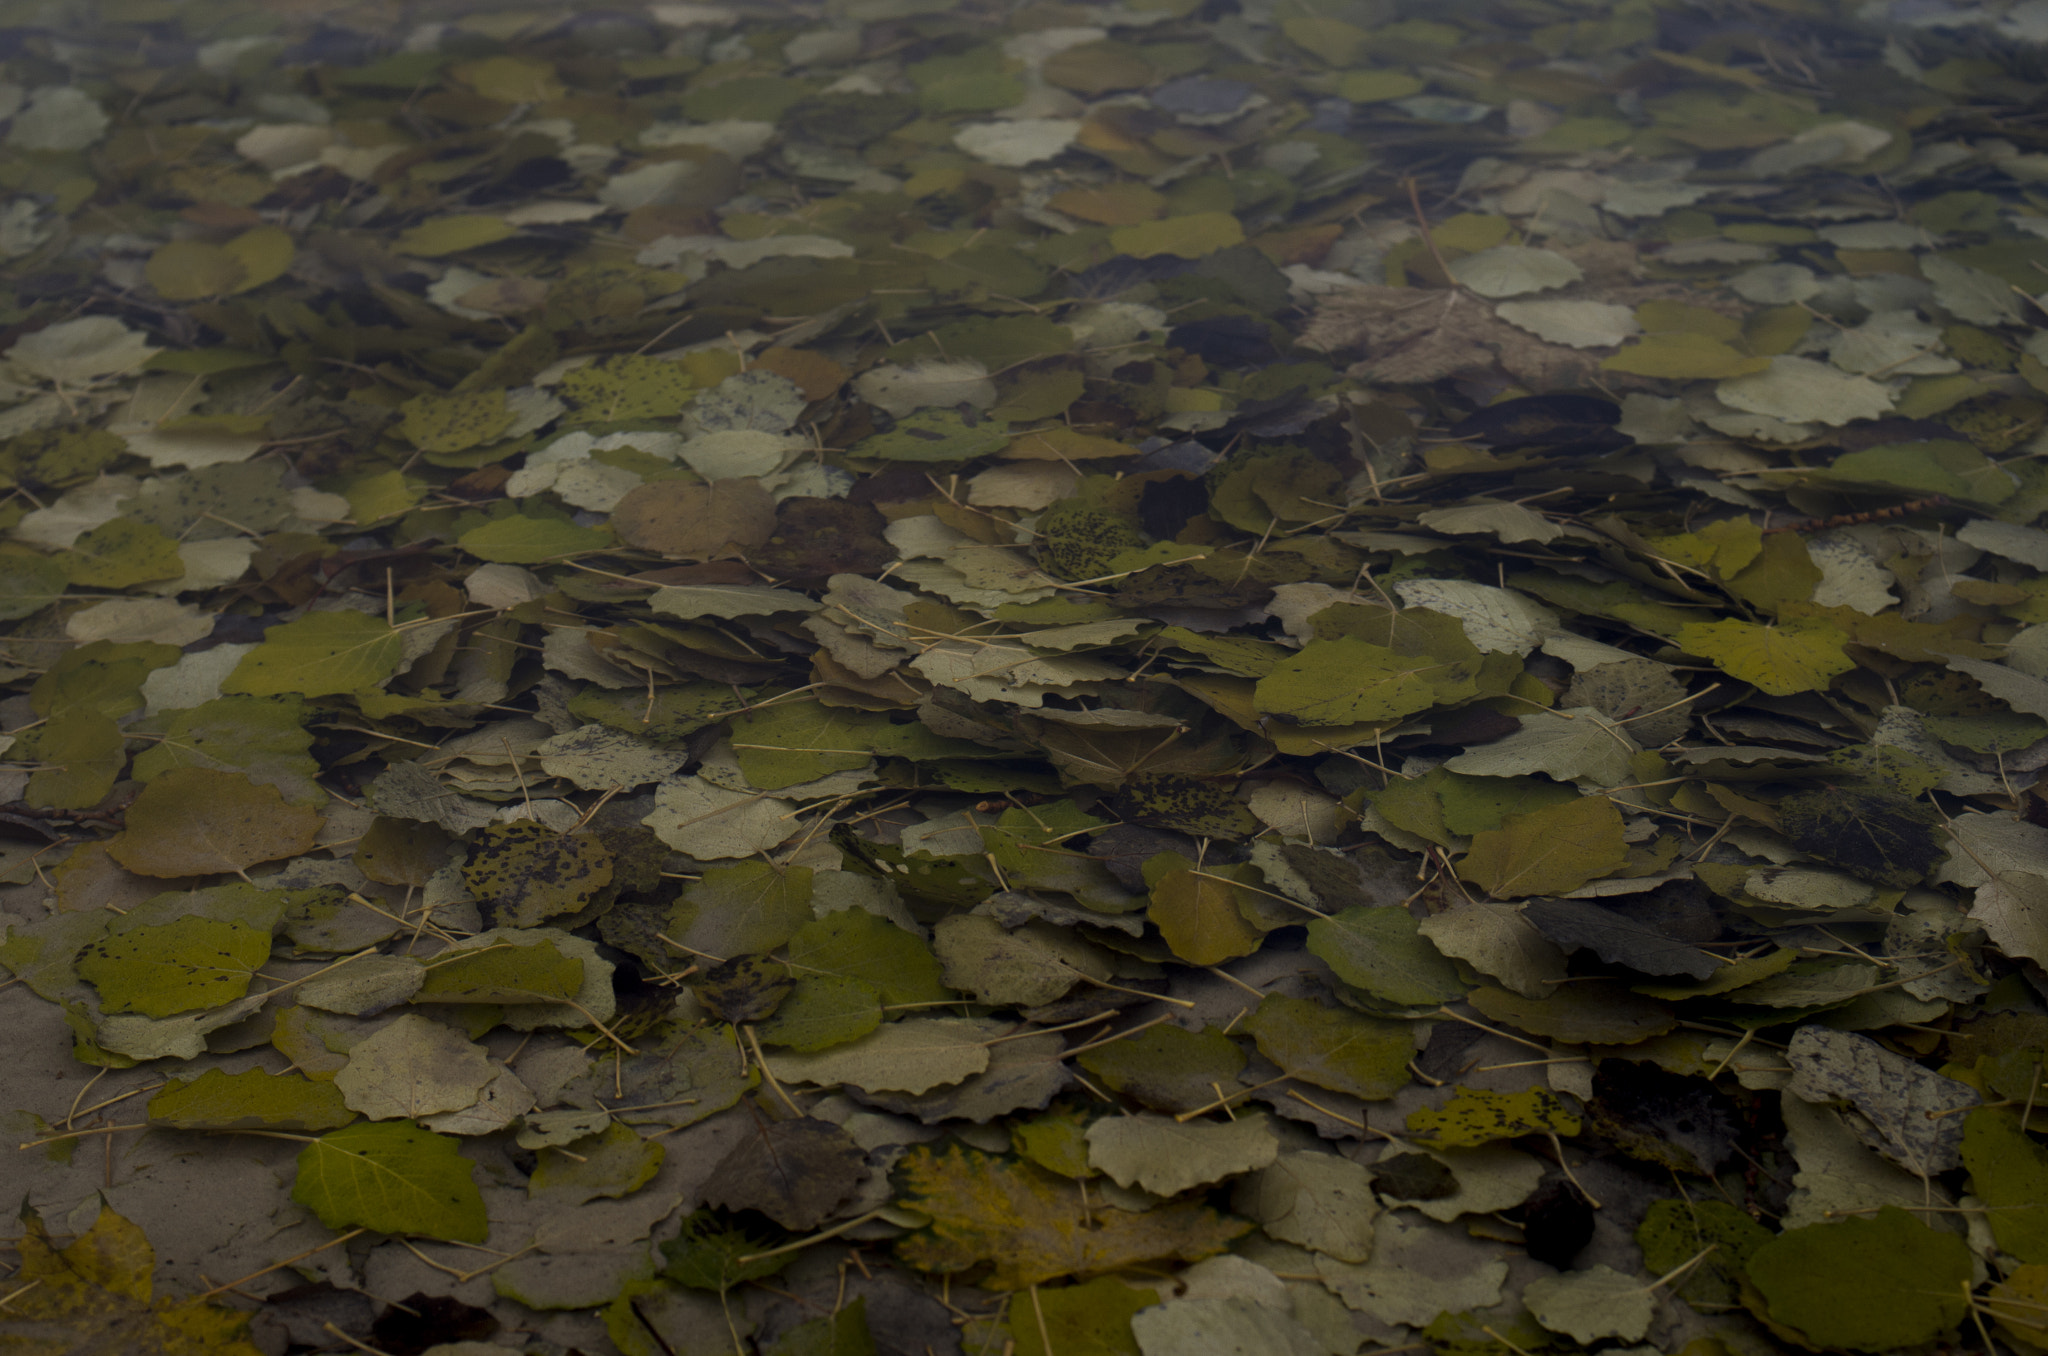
[197,1229,366,1299]
[733,1209,888,1265]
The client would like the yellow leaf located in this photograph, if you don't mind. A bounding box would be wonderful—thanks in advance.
[395,214,517,257]
[894,1143,1249,1288]
[1109,211,1244,260]
[221,225,294,294]
[1147,867,1265,966]
[452,54,565,103]
[1603,331,1769,379]
[1676,618,1856,696]
[145,239,244,301]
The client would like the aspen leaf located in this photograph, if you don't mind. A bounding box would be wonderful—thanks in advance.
[221,610,407,698]
[1457,795,1629,899]
[894,1143,1249,1289]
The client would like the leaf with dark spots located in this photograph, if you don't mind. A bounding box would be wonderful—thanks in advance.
[460,822,615,928]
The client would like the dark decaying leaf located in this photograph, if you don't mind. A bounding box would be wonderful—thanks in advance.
[1520,897,1721,980]
[701,1117,869,1231]
[1776,786,1949,888]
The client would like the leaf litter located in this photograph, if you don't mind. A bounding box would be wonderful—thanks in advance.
[2,1,2048,1354]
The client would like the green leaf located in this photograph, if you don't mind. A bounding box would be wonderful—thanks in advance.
[77,916,270,1018]
[1076,1023,1247,1116]
[1306,907,1468,1007]
[61,519,184,588]
[0,552,67,620]
[854,408,1010,462]
[665,862,812,960]
[458,514,611,563]
[1636,1198,1771,1309]
[1242,993,1411,1102]
[530,1121,665,1205]
[220,611,407,699]
[783,904,951,1007]
[148,1068,355,1132]
[752,975,883,1052]
[1962,1108,2048,1263]
[1456,795,1629,899]
[1744,1206,1972,1352]
[660,1210,793,1293]
[1010,1277,1155,1356]
[130,695,320,805]
[413,939,585,1005]
[291,1121,488,1243]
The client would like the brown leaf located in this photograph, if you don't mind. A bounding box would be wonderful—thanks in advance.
[701,1117,868,1230]
[610,479,775,560]
[106,768,324,878]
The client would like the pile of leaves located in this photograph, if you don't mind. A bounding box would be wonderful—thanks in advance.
[4,0,2048,1353]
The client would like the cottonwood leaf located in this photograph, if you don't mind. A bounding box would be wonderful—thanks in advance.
[1962,1108,2048,1263]
[1449,245,1583,297]
[1442,707,1639,784]
[1084,1112,1279,1198]
[130,694,321,805]
[77,915,269,1017]
[0,1205,266,1356]
[1944,653,2048,718]
[1716,355,1893,426]
[894,1144,1248,1289]
[784,907,951,1007]
[531,1122,665,1205]
[1417,902,1567,998]
[333,1012,498,1121]
[411,944,580,1017]
[1253,636,1477,726]
[644,776,798,859]
[1146,867,1266,967]
[1522,898,1719,979]
[1009,1276,1157,1356]
[1523,1265,1654,1345]
[1971,871,2048,965]
[934,914,1109,1006]
[1131,1296,1324,1356]
[1457,795,1628,899]
[1745,1207,1971,1352]
[1313,1212,1509,1326]
[1677,619,1855,695]
[1230,1150,1379,1263]
[1306,907,1467,1007]
[754,976,882,1052]
[1242,993,1411,1101]
[1076,1023,1247,1116]
[221,610,406,698]
[765,1016,997,1095]
[1414,498,1564,545]
[1469,979,1675,1045]
[667,861,812,961]
[292,1121,488,1243]
[148,1067,355,1132]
